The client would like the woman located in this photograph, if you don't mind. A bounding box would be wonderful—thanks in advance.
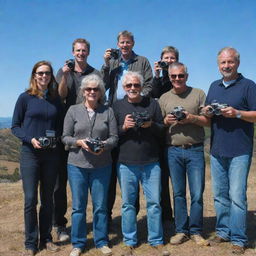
[62,74,118,256]
[12,61,62,256]
[113,71,170,256]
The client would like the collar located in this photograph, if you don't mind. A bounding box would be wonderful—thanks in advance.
[217,73,243,87]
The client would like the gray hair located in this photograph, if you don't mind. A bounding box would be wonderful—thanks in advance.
[122,71,144,86]
[117,30,134,42]
[217,47,240,62]
[160,46,179,60]
[168,62,188,74]
[80,74,105,104]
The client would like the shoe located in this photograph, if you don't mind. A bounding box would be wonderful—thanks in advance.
[56,226,70,242]
[70,247,82,256]
[22,249,36,256]
[45,242,60,253]
[152,244,170,256]
[99,245,112,255]
[121,245,137,256]
[170,233,189,245]
[209,235,229,244]
[232,245,245,255]
[190,234,210,246]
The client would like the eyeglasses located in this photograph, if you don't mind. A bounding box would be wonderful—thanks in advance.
[35,71,51,76]
[125,83,141,88]
[169,74,186,79]
[84,87,100,92]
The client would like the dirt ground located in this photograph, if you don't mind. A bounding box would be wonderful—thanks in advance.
[1,162,256,256]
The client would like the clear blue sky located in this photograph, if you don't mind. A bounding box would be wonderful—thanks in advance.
[1,0,255,117]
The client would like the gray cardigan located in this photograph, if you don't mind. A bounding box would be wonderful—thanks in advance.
[62,103,118,168]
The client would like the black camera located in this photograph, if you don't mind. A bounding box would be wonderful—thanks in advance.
[158,61,169,70]
[131,111,151,128]
[66,59,75,71]
[110,49,119,59]
[86,137,104,153]
[170,106,186,121]
[38,130,57,149]
[207,102,228,116]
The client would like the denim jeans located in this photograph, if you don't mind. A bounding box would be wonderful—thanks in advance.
[167,145,205,235]
[117,162,163,246]
[211,154,251,247]
[68,164,111,249]
[20,146,58,251]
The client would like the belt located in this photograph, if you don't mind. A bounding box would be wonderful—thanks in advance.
[171,142,204,149]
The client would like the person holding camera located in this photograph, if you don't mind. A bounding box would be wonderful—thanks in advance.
[113,71,170,256]
[159,62,210,247]
[62,74,118,256]
[11,61,63,256]
[204,47,256,255]
[53,38,101,242]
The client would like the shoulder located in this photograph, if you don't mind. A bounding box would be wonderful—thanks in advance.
[135,54,150,64]
[239,75,256,87]
[190,87,206,96]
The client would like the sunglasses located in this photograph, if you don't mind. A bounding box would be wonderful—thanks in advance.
[169,74,186,79]
[35,71,51,76]
[84,87,100,92]
[125,83,141,88]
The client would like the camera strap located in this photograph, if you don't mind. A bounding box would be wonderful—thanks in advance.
[85,107,97,138]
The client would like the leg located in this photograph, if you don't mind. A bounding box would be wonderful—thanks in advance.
[186,146,205,235]
[90,165,112,248]
[167,146,189,234]
[210,155,230,240]
[229,155,251,247]
[141,162,163,246]
[68,164,89,250]
[117,163,140,246]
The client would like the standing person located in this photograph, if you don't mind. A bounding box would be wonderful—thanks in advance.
[62,74,118,256]
[151,46,180,224]
[113,71,170,256]
[12,61,62,256]
[159,62,210,246]
[102,30,153,223]
[204,47,256,254]
[53,38,101,242]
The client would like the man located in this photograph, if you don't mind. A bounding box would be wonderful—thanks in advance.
[101,30,153,222]
[113,71,169,256]
[204,47,256,254]
[151,46,179,98]
[159,62,210,246]
[53,38,101,242]
[151,46,180,224]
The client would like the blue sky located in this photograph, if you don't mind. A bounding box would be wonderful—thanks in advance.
[1,0,255,117]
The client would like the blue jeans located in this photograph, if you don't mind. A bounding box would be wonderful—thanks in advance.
[211,154,251,247]
[68,164,111,249]
[117,162,163,246]
[167,145,205,235]
[20,146,58,251]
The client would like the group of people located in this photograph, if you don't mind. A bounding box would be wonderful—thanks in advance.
[11,30,256,256]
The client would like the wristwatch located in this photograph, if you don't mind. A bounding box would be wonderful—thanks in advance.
[236,111,242,119]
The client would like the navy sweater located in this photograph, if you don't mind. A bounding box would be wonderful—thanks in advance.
[12,92,63,146]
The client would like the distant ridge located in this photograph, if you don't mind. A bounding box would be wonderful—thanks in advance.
[0,117,12,129]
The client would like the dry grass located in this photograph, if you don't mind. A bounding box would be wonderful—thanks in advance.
[1,162,256,256]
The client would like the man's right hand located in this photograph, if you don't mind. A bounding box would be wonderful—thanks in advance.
[104,48,112,66]
[164,113,177,126]
[122,114,136,131]
[154,61,162,78]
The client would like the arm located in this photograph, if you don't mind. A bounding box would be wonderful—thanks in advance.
[221,108,256,123]
[141,58,153,97]
[56,65,72,100]
[101,49,112,91]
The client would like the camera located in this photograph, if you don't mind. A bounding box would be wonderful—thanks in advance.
[131,111,151,128]
[66,59,75,71]
[110,49,119,59]
[158,61,169,70]
[207,102,228,115]
[85,137,104,153]
[170,106,186,121]
[38,130,57,149]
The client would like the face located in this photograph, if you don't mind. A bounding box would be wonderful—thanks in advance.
[83,81,101,103]
[34,65,51,90]
[117,35,134,58]
[218,50,239,81]
[169,66,188,93]
[73,42,89,63]
[162,52,177,64]
[123,76,142,102]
